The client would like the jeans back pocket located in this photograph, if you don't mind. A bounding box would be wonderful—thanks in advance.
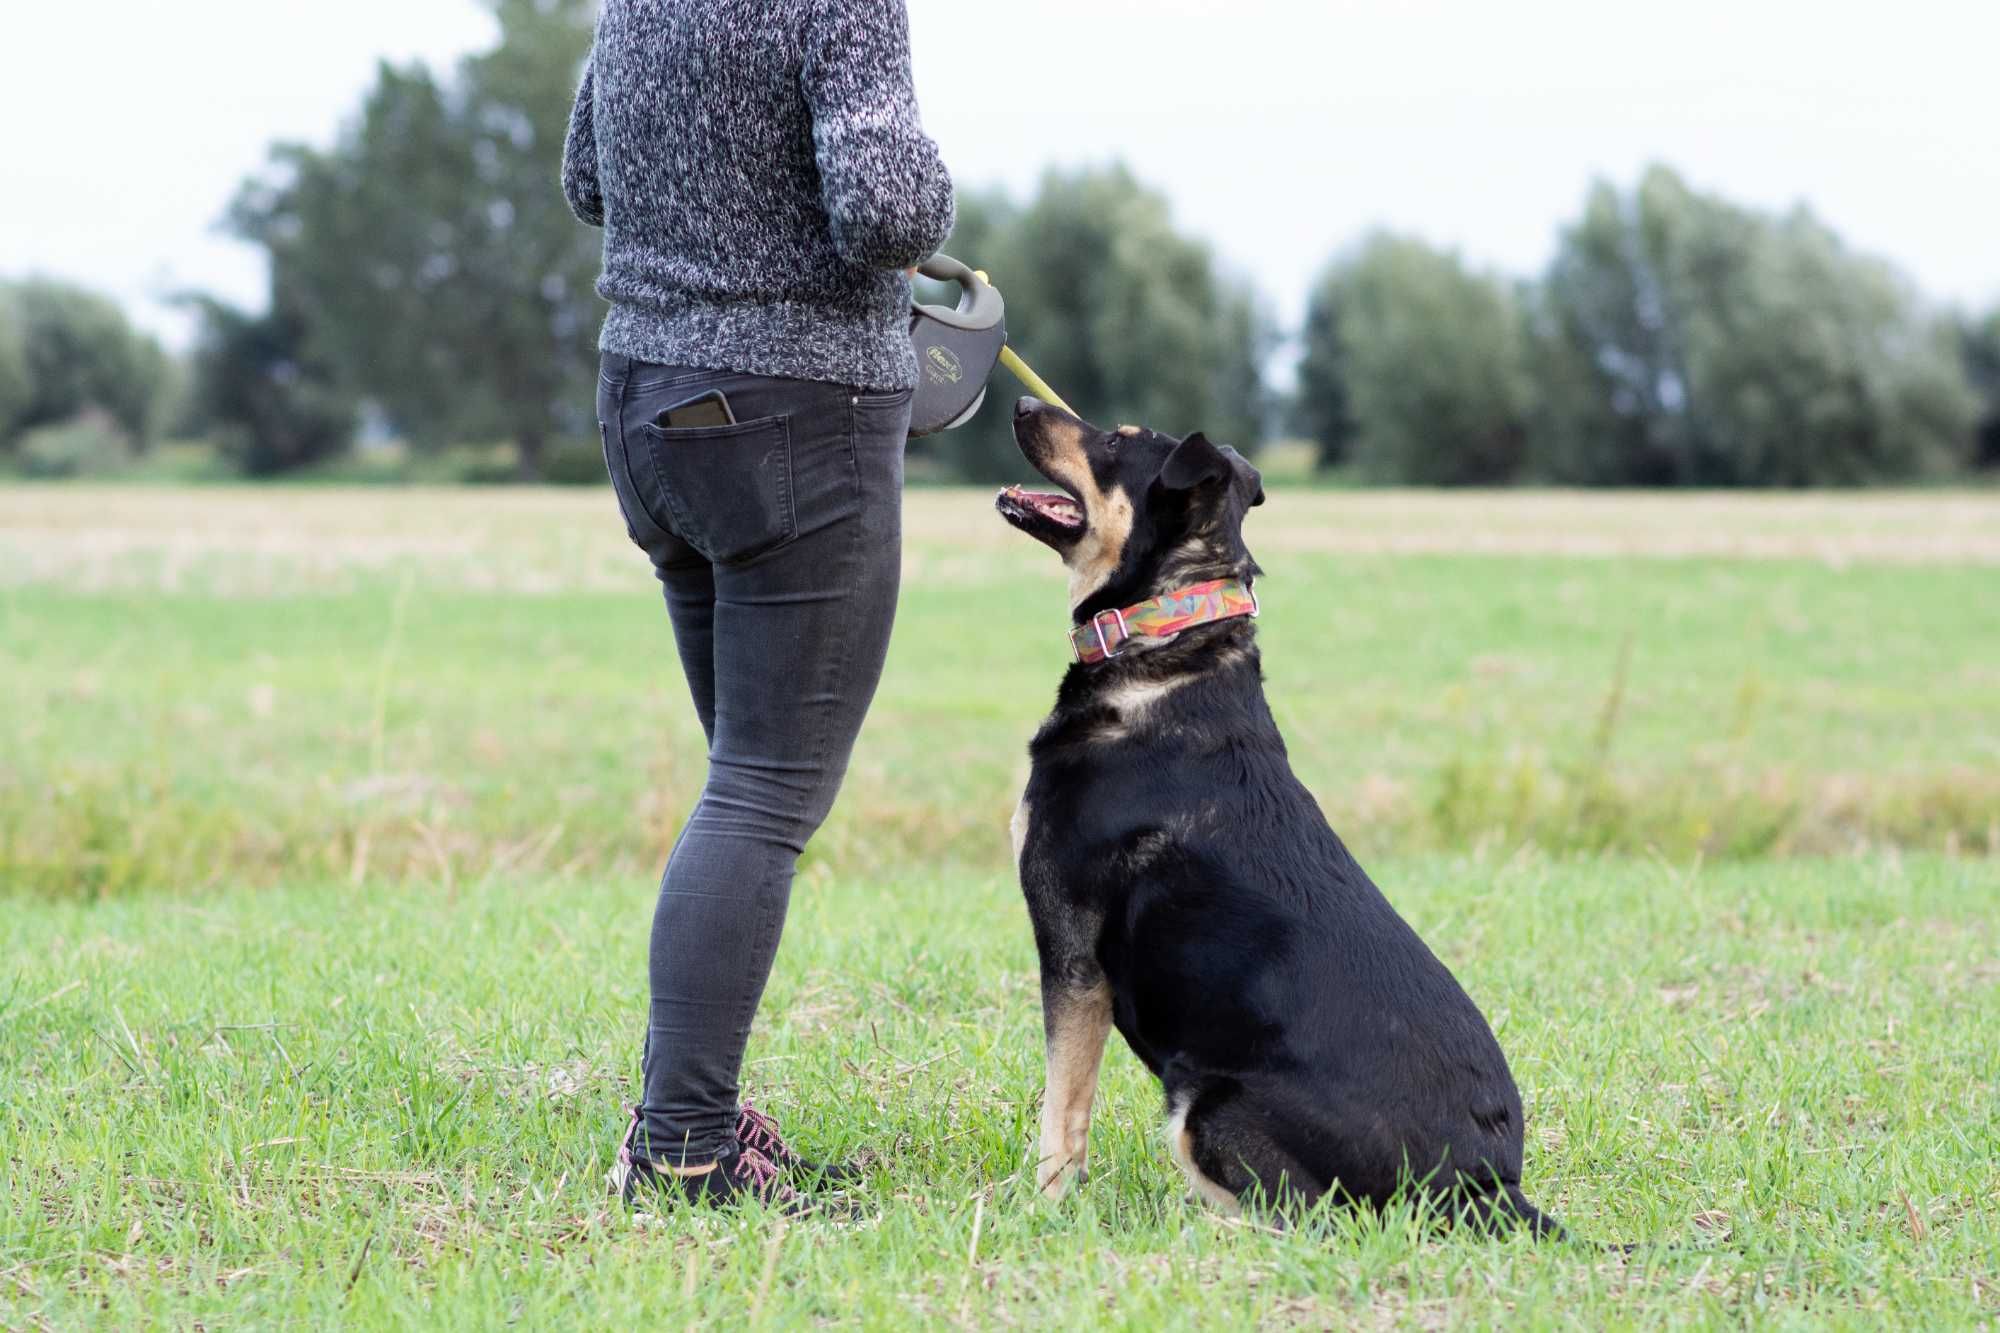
[635,414,797,565]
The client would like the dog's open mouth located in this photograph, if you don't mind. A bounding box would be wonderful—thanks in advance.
[995,484,1084,545]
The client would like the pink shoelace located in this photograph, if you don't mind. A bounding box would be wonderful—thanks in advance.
[735,1101,791,1159]
[734,1144,783,1193]
[618,1105,788,1198]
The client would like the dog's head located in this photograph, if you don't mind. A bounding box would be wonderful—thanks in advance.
[996,398,1264,618]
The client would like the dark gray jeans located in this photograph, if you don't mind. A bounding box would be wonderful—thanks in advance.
[596,352,910,1163]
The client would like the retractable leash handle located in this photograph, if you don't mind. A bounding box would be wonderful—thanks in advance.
[914,254,1004,332]
[907,254,1072,436]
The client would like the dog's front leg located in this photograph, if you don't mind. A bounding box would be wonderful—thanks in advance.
[1036,971,1112,1199]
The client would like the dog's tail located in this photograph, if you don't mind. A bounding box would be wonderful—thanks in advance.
[1502,1185,1568,1242]
[1463,1184,1647,1252]
[1461,1182,1567,1242]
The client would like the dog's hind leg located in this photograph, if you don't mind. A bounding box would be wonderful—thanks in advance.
[1168,1081,1325,1217]
[1165,1092,1243,1216]
[1036,975,1112,1199]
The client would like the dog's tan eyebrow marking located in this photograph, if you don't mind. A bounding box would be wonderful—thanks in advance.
[1116,425,1142,437]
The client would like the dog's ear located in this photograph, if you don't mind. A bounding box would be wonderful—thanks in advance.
[1156,432,1233,494]
[1158,433,1265,509]
[1228,448,1266,508]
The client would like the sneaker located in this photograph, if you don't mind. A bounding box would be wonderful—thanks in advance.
[735,1100,864,1186]
[612,1107,798,1210]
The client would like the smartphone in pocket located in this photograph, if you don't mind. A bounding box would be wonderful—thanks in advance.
[657,390,735,430]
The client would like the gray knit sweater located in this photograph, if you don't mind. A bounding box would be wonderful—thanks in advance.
[562,0,955,390]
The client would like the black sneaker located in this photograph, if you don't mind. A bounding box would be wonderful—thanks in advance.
[735,1100,864,1186]
[612,1107,799,1210]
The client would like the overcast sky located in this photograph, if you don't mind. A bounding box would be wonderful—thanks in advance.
[6,0,1996,352]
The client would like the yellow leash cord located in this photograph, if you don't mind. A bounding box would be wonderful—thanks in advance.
[974,270,1075,415]
[997,346,1073,415]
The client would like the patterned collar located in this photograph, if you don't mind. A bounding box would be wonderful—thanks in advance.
[1069,577,1260,665]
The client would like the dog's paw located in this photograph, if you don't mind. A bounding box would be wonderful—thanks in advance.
[1036,1154,1088,1200]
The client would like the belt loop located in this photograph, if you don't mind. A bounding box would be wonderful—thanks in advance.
[607,353,631,404]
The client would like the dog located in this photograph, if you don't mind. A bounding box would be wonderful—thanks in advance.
[996,397,1562,1237]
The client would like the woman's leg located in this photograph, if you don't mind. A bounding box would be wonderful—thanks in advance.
[634,560,715,1131]
[602,356,910,1165]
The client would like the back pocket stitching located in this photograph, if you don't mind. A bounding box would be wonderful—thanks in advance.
[638,415,796,565]
[597,422,644,546]
[620,417,687,544]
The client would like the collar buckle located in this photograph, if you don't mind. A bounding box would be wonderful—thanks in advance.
[1075,606,1130,663]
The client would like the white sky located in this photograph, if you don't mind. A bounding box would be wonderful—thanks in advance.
[6,0,1996,353]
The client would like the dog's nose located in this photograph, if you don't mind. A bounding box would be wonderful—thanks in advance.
[1014,396,1042,420]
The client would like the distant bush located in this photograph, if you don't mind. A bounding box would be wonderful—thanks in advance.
[14,411,136,478]
[0,278,170,453]
[298,438,603,486]
[430,444,548,486]
[121,441,243,484]
[540,437,608,485]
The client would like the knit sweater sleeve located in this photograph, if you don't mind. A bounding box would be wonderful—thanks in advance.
[800,0,955,271]
[561,56,605,228]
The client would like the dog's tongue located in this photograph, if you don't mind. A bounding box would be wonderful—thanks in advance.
[1002,485,1083,527]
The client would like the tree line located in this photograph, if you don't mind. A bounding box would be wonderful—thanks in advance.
[3,0,1997,486]
[1305,169,1992,486]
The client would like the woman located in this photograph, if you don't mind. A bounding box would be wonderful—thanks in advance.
[561,0,953,1207]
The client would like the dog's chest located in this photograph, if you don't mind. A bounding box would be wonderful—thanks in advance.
[1010,778,1083,894]
[1010,750,1150,899]
[1009,789,1037,879]
[1010,774,1073,907]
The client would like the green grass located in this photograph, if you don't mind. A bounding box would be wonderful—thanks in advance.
[5,492,1998,897]
[4,485,1999,1327]
[5,859,1997,1327]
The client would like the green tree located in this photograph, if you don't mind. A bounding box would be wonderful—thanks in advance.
[183,296,358,476]
[0,277,169,452]
[930,166,1271,481]
[1299,234,1531,485]
[229,0,601,477]
[1535,166,1977,486]
[1961,310,2000,469]
[0,290,29,442]
[1293,277,1353,467]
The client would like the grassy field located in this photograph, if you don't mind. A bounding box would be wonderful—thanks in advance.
[3,484,1998,1328]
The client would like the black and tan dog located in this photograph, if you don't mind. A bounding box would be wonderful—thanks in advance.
[996,397,1562,1236]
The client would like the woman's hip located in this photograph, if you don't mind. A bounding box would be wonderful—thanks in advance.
[597,356,911,570]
